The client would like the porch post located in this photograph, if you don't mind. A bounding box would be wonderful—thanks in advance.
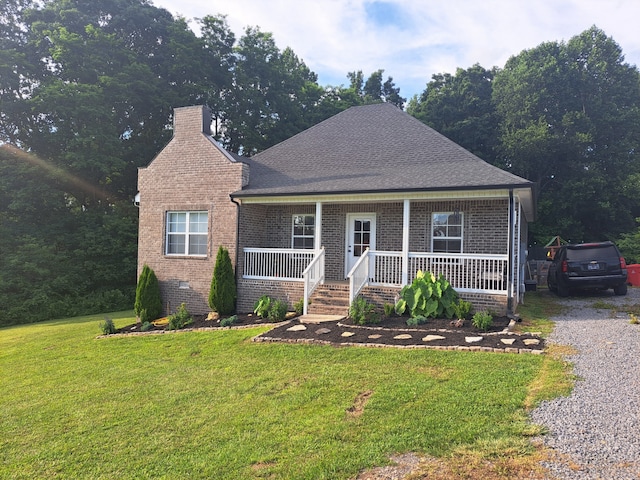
[402,199,410,285]
[315,202,322,250]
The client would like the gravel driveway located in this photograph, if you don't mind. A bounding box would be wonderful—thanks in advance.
[531,288,640,479]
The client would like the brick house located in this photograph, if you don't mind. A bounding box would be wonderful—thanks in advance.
[137,103,535,317]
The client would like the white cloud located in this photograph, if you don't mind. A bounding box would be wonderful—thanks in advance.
[152,0,640,99]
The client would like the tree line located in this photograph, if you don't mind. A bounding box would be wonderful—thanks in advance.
[1,0,639,325]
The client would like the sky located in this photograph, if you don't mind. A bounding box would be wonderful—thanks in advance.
[151,0,640,100]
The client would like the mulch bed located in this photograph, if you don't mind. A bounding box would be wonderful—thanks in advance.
[114,313,545,353]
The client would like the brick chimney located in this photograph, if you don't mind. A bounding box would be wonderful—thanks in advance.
[173,105,211,136]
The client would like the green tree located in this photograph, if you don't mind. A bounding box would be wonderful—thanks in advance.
[493,26,640,243]
[209,246,236,315]
[134,265,163,322]
[408,64,499,162]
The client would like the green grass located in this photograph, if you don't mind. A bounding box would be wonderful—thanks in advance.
[514,289,564,337]
[1,310,558,479]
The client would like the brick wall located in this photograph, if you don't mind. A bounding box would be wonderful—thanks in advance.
[137,105,247,315]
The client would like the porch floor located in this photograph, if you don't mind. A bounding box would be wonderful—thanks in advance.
[299,314,346,324]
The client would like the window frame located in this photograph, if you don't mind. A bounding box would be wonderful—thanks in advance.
[291,214,315,250]
[165,210,208,257]
[431,212,463,254]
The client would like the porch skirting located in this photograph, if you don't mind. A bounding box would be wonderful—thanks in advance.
[238,279,510,317]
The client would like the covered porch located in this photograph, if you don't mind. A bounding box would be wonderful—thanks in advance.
[235,191,531,316]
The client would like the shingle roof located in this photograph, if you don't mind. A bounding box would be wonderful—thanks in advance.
[232,103,532,198]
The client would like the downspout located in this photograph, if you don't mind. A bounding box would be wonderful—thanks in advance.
[230,195,242,302]
[507,189,515,315]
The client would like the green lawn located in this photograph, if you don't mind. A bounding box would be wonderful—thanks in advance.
[0,309,564,479]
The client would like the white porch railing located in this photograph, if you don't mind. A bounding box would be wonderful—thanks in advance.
[243,248,315,281]
[347,248,370,304]
[303,248,325,315]
[365,251,509,293]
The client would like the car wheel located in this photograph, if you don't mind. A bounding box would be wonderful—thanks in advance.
[557,281,569,297]
[547,276,557,292]
[614,283,628,296]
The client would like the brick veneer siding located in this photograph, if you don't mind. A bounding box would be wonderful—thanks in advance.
[137,105,248,315]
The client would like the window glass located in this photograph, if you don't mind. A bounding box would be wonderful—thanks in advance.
[166,211,208,256]
[431,212,463,253]
[292,215,315,249]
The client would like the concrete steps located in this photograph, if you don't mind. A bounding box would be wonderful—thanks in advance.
[307,283,350,316]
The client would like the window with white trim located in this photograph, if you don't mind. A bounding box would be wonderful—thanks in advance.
[292,214,315,249]
[432,212,463,253]
[166,211,208,256]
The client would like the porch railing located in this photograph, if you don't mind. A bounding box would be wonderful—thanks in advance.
[367,251,508,293]
[303,248,325,315]
[347,248,370,304]
[243,248,315,281]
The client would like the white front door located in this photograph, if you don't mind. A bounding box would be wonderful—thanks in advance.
[345,213,376,277]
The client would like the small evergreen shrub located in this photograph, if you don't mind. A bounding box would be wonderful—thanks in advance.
[453,299,472,319]
[349,296,379,325]
[140,321,153,332]
[293,298,305,316]
[209,246,236,315]
[167,303,193,330]
[254,295,272,318]
[134,264,163,322]
[220,315,237,327]
[268,300,288,322]
[472,311,493,331]
[406,315,428,326]
[100,317,116,335]
[383,303,394,317]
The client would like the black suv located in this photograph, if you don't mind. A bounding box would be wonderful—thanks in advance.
[547,241,628,296]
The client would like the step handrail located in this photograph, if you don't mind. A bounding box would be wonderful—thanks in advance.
[347,248,370,304]
[302,247,325,315]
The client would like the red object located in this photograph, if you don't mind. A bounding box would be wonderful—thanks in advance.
[627,264,640,286]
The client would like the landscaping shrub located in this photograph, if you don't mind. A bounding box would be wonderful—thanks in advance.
[453,299,472,319]
[406,315,428,326]
[208,246,236,315]
[140,321,153,332]
[134,264,162,322]
[167,303,193,330]
[220,315,237,327]
[268,300,288,322]
[383,303,394,316]
[99,317,116,335]
[253,295,272,318]
[472,310,493,331]
[394,270,458,319]
[293,298,304,315]
[349,296,379,325]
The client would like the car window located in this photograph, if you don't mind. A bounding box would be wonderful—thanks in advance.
[565,246,617,262]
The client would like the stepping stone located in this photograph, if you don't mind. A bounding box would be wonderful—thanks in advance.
[500,338,516,345]
[368,334,382,339]
[341,332,355,337]
[315,328,331,335]
[423,334,446,342]
[523,338,541,346]
[465,336,483,343]
[286,324,307,332]
[394,334,413,340]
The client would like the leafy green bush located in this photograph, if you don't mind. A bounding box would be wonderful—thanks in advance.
[140,321,153,332]
[349,296,379,325]
[99,317,116,335]
[293,298,305,316]
[220,315,237,327]
[394,270,458,319]
[268,300,288,322]
[253,295,272,318]
[167,303,193,330]
[453,299,472,319]
[134,264,163,322]
[209,246,236,315]
[472,311,493,331]
[383,303,394,316]
[406,315,428,326]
